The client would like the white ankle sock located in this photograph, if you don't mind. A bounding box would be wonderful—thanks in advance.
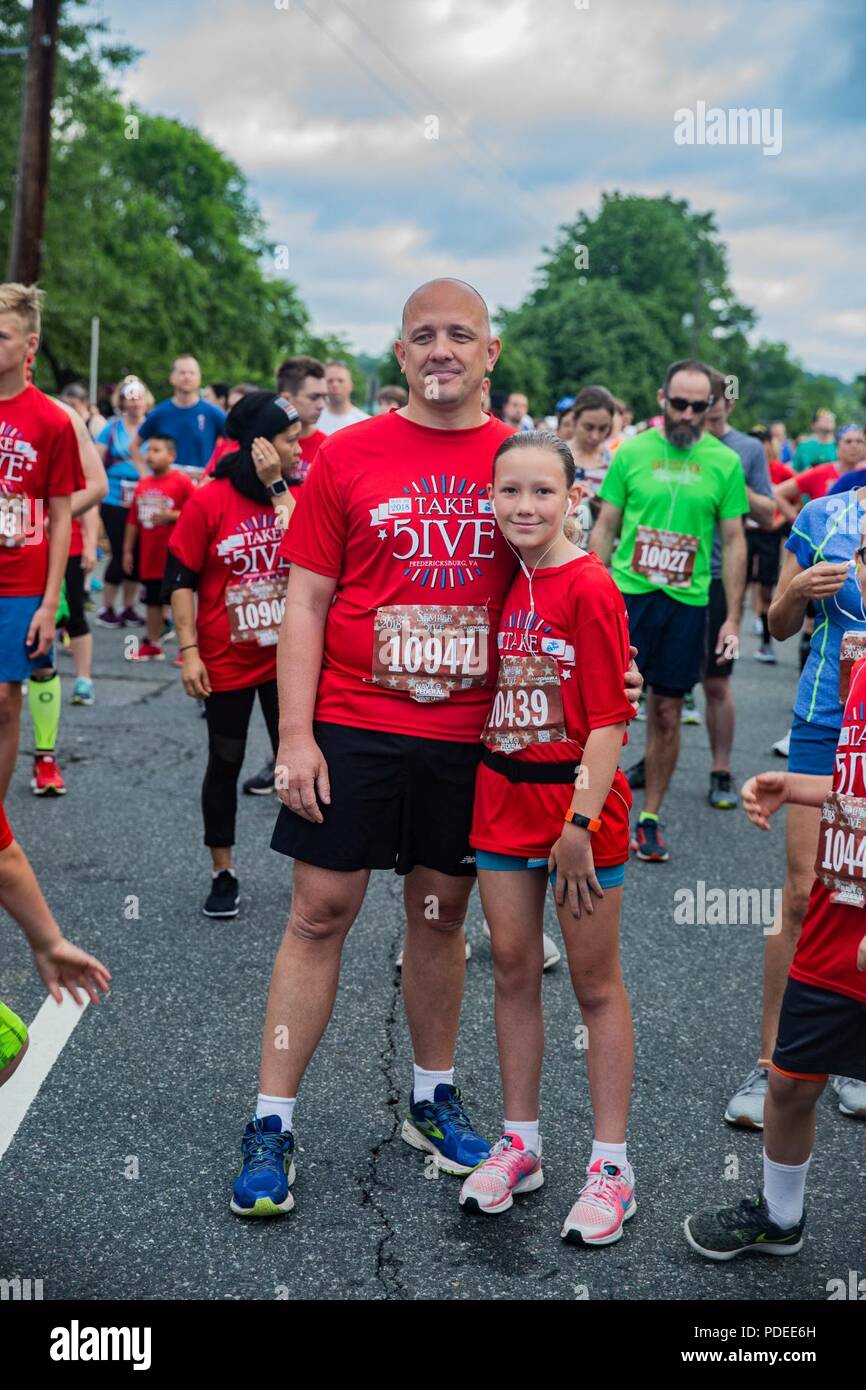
[503,1119,540,1155]
[763,1151,810,1228]
[413,1064,453,1104]
[256,1094,296,1133]
[590,1138,631,1180]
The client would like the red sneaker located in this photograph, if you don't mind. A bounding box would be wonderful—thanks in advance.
[31,754,66,796]
[127,641,165,662]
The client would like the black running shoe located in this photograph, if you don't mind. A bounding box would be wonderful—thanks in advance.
[708,771,738,809]
[243,759,276,795]
[625,757,645,790]
[684,1192,805,1261]
[204,870,240,918]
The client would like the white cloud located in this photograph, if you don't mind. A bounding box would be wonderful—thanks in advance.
[101,0,862,376]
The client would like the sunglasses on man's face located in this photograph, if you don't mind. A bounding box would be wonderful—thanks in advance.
[856,547,866,565]
[666,395,714,414]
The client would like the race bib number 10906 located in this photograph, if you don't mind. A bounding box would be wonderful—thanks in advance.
[226,576,287,647]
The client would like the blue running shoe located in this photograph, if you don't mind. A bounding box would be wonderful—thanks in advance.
[401,1083,490,1176]
[230,1115,296,1217]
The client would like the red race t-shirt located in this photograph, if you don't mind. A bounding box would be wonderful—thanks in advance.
[470,552,634,862]
[128,470,195,580]
[793,656,866,1004]
[169,477,288,692]
[291,429,327,484]
[798,462,840,502]
[0,385,82,597]
[280,410,517,741]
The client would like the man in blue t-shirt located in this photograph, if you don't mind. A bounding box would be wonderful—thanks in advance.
[131,355,225,478]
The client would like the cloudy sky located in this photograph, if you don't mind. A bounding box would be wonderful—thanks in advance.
[93,0,865,379]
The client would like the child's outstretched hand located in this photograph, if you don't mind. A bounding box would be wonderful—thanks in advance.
[741,771,789,831]
[549,832,604,919]
[31,938,111,1006]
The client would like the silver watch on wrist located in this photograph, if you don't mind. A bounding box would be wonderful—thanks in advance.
[267,477,289,497]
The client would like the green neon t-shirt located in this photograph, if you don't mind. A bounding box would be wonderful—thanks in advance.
[598,428,749,606]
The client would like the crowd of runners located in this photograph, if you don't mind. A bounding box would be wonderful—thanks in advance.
[1,275,865,1269]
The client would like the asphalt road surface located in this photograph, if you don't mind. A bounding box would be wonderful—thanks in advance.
[1,616,863,1302]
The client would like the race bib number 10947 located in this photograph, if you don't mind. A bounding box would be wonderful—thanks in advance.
[372,604,489,703]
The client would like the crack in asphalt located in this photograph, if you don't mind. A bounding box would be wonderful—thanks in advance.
[355,877,405,1299]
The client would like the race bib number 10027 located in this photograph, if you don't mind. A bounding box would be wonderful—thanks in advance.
[631,525,699,588]
[372,604,489,703]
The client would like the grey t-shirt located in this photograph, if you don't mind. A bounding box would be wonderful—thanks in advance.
[711,426,773,579]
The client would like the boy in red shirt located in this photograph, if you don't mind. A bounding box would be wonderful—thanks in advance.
[0,284,82,799]
[122,434,194,660]
[686,600,866,1259]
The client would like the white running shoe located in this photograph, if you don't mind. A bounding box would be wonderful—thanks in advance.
[724,1065,768,1129]
[772,731,790,758]
[832,1076,866,1117]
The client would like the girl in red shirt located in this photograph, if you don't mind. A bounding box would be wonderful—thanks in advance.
[460,431,637,1246]
[165,392,301,918]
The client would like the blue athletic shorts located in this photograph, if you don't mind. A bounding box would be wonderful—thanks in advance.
[788,713,838,777]
[0,595,53,683]
[475,849,626,889]
[623,589,707,698]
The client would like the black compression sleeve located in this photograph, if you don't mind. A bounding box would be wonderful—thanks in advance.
[162,550,200,601]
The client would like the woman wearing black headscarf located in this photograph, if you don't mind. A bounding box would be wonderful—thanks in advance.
[165,392,301,917]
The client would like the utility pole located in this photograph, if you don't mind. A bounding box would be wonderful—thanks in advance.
[7,0,62,284]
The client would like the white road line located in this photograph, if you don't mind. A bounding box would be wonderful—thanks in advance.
[0,991,89,1162]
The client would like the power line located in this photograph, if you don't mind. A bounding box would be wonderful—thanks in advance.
[291,0,551,243]
[328,0,562,240]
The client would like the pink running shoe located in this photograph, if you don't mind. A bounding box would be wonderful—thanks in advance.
[561,1159,636,1246]
[459,1133,543,1215]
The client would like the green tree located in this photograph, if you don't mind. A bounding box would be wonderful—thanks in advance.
[0,0,311,391]
[499,192,757,417]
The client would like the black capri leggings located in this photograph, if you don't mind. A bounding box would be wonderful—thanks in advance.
[62,554,89,639]
[100,501,138,585]
[202,679,279,847]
